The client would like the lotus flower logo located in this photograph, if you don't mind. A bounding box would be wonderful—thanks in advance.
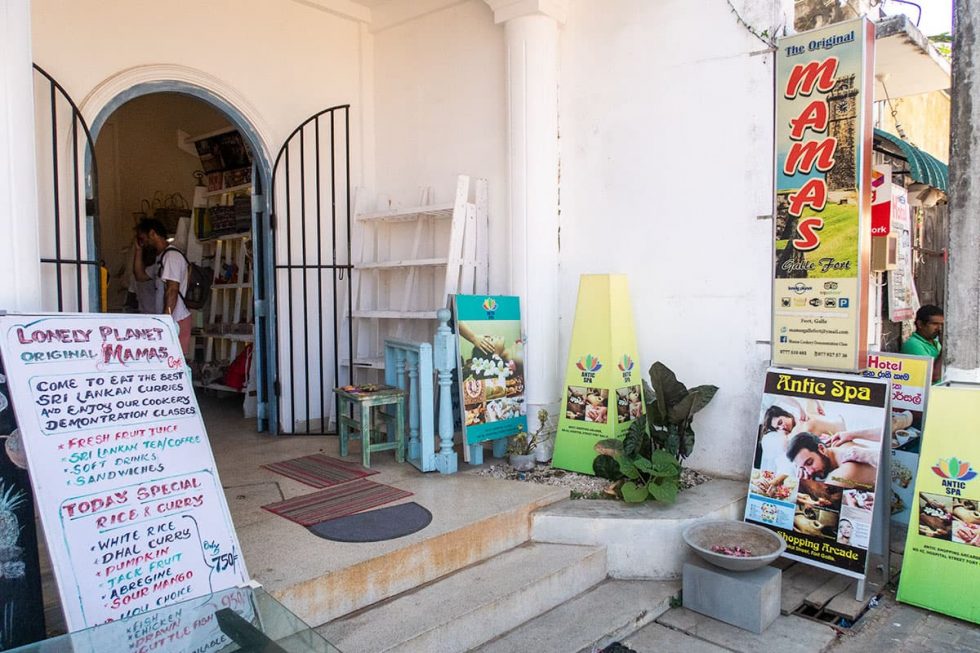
[482,298,497,319]
[576,355,602,373]
[617,355,634,372]
[932,457,978,481]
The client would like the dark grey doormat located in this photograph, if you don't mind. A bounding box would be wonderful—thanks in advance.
[307,502,432,543]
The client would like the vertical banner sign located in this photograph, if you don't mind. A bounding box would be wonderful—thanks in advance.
[552,275,643,476]
[455,296,527,446]
[898,386,980,624]
[745,368,888,577]
[0,314,249,631]
[0,356,46,649]
[861,353,932,525]
[772,18,875,372]
[887,185,915,322]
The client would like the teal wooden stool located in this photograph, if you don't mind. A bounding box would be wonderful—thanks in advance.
[335,385,406,468]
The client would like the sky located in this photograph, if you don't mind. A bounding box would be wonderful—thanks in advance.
[880,0,953,37]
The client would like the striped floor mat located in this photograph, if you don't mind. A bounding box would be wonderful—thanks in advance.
[261,478,413,526]
[262,453,378,488]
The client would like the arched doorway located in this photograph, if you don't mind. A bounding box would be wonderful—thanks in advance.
[87,81,276,433]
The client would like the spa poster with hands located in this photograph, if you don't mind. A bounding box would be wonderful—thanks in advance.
[744,368,888,577]
[454,295,527,446]
[898,385,980,624]
[552,275,643,476]
[0,313,248,631]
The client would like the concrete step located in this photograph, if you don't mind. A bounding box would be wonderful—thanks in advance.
[475,579,680,653]
[532,479,746,580]
[317,542,607,653]
[245,473,567,627]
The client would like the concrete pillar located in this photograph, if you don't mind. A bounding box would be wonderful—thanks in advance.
[485,0,567,425]
[945,0,980,382]
[0,0,42,312]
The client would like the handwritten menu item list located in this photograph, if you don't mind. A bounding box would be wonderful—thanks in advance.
[0,315,249,631]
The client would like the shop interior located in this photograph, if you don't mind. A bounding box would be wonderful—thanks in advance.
[94,92,257,416]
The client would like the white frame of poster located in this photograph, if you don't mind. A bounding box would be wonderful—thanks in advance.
[0,313,249,630]
[745,367,890,593]
[452,295,528,458]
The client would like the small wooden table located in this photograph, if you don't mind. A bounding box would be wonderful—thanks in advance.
[334,385,406,468]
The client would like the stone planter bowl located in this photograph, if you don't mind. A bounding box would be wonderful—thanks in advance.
[682,519,786,572]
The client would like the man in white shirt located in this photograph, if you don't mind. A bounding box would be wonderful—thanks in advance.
[134,218,191,355]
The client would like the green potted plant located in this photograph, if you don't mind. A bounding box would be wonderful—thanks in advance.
[593,362,718,503]
[533,409,556,463]
[507,409,550,471]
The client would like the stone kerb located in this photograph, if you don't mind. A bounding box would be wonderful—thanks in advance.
[531,479,747,579]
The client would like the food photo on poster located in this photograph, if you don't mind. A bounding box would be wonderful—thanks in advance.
[861,352,933,524]
[744,368,888,576]
[454,295,527,446]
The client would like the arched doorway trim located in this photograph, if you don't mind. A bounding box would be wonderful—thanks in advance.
[80,66,277,432]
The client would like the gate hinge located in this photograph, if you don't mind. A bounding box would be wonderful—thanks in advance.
[254,299,268,317]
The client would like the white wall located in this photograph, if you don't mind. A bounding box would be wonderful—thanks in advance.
[558,0,782,477]
[368,0,786,478]
[31,0,367,162]
[371,0,508,291]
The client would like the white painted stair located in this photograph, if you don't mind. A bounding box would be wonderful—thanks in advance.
[475,579,680,653]
[317,542,607,653]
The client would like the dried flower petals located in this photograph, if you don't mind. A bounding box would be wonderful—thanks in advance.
[710,544,753,557]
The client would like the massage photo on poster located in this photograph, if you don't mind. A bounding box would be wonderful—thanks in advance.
[744,368,888,576]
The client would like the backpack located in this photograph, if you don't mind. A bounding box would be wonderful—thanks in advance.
[162,247,213,311]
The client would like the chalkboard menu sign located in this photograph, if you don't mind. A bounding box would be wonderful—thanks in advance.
[0,314,249,631]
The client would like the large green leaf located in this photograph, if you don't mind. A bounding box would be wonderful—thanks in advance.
[686,385,719,415]
[594,438,624,457]
[621,481,649,503]
[633,457,654,475]
[648,478,679,503]
[593,454,623,481]
[651,449,681,474]
[643,379,665,425]
[665,425,681,458]
[667,392,697,425]
[679,426,696,460]
[650,362,687,413]
[625,419,648,458]
[618,458,641,480]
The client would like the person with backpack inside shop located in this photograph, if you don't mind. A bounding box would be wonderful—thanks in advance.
[134,218,192,355]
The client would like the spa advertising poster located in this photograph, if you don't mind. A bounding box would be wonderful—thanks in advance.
[552,275,643,476]
[898,385,980,624]
[772,18,875,372]
[861,352,933,525]
[745,368,888,577]
[454,295,527,447]
[0,313,248,631]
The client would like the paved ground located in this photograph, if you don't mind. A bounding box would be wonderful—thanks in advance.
[616,586,980,653]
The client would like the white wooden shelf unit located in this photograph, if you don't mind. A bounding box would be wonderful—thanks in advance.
[347,175,488,376]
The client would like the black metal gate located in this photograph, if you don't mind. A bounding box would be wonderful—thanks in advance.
[32,64,101,312]
[271,106,353,434]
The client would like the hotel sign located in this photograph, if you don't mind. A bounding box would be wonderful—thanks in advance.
[772,18,875,372]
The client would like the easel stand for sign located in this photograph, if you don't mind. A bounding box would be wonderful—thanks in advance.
[857,430,891,601]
